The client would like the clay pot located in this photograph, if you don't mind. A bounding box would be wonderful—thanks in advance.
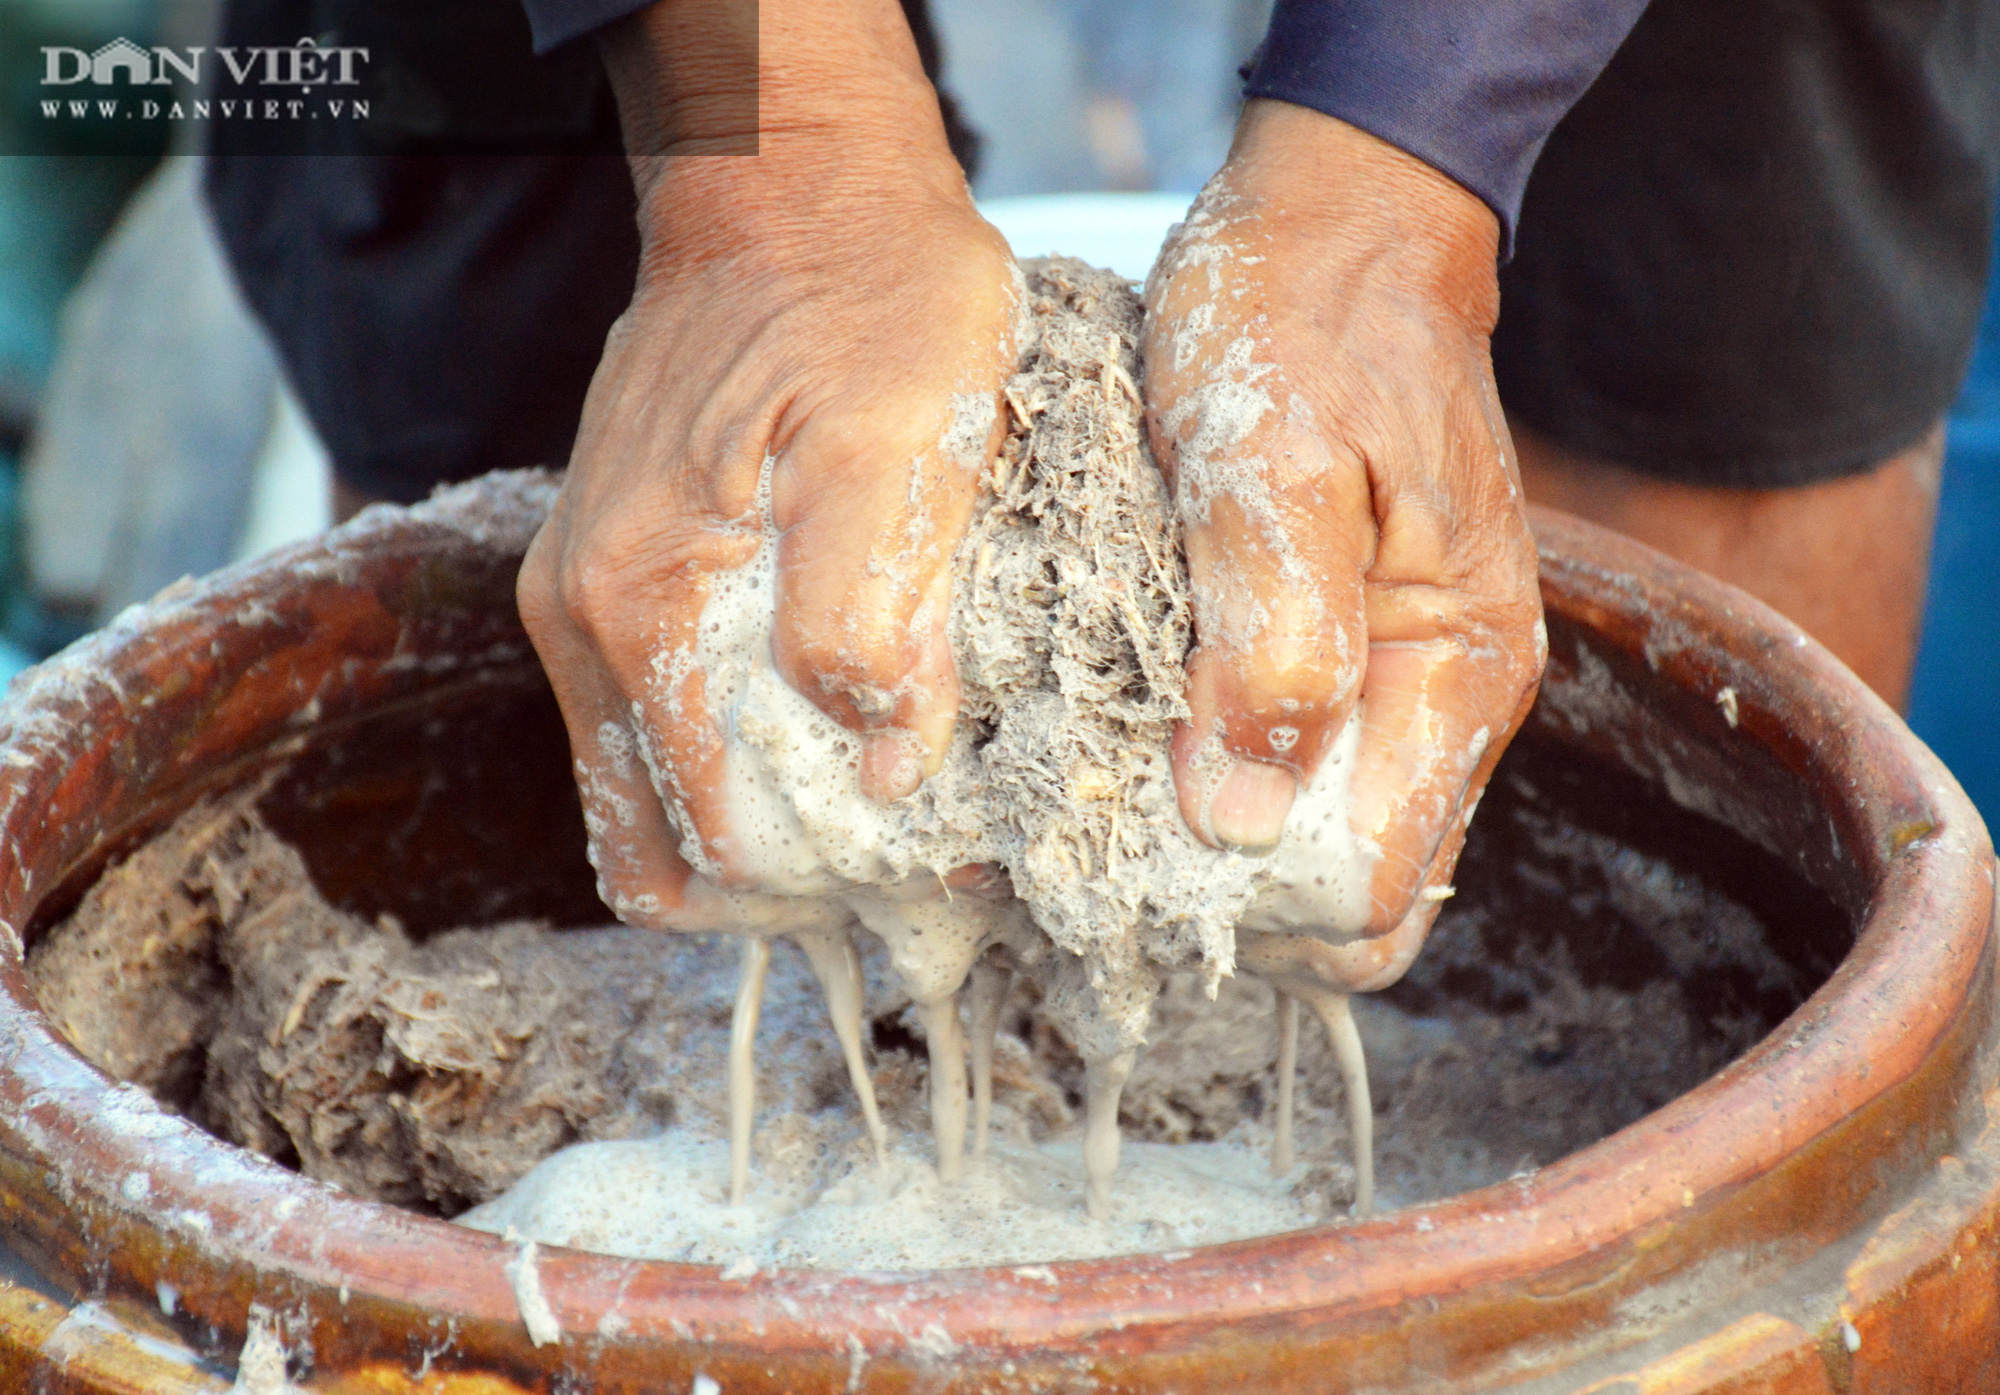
[0,472,1989,1393]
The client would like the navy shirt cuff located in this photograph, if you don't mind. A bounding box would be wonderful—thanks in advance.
[521,0,654,53]
[1244,0,1649,256]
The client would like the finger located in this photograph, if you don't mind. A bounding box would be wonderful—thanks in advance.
[1317,786,1477,992]
[1352,535,1541,935]
[1237,877,1437,997]
[518,529,698,926]
[1143,213,1379,851]
[768,383,1008,801]
[1155,394,1375,853]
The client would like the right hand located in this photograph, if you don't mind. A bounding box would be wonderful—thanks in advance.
[516,0,1019,928]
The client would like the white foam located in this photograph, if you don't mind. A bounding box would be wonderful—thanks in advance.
[1240,713,1374,937]
[459,1128,1321,1273]
[231,1306,300,1394]
[659,500,1374,1011]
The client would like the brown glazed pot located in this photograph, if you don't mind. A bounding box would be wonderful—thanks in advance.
[0,473,1990,1394]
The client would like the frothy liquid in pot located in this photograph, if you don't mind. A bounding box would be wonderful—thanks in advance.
[459,1128,1327,1273]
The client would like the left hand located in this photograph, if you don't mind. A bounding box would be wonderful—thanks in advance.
[1142,99,1546,944]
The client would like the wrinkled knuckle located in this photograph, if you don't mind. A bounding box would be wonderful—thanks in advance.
[1458,601,1546,699]
[558,553,642,651]
[1218,705,1347,781]
[516,571,562,651]
[515,523,569,628]
[1239,646,1355,721]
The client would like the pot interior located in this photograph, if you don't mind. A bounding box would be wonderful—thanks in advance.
[21,645,1857,1238]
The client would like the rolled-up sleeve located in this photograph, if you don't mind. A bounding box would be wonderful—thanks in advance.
[1244,0,1650,252]
[521,0,652,53]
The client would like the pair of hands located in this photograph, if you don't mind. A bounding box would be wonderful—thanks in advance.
[516,0,1544,961]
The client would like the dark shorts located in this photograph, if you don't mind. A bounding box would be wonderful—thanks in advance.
[208,0,2000,502]
[205,0,973,505]
[1494,0,2000,487]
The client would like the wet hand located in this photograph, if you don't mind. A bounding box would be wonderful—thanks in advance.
[1142,100,1545,945]
[517,0,1018,924]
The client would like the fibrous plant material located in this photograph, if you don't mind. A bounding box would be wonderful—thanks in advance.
[33,790,675,1212]
[653,259,1376,1212]
[29,777,1776,1269]
[25,789,1346,1248]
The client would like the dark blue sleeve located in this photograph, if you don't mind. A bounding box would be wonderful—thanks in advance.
[1244,0,1650,254]
[521,0,651,53]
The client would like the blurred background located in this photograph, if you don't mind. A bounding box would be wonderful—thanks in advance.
[1,0,1997,816]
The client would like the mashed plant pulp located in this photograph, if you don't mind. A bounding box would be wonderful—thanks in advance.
[610,258,1379,1220]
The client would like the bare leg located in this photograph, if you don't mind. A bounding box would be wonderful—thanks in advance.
[792,926,889,1163]
[1513,419,1943,710]
[1272,990,1299,1177]
[967,959,1014,1160]
[1082,1048,1138,1222]
[916,997,969,1183]
[1297,988,1372,1215]
[728,936,772,1205]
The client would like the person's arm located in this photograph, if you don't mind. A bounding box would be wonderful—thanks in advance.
[1142,2,1651,944]
[1244,0,1651,255]
[1143,100,1542,946]
[516,0,1019,920]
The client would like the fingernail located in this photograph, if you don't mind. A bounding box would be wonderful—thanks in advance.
[1208,760,1297,852]
[859,730,927,801]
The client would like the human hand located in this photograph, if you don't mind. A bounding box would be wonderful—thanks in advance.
[516,0,1017,925]
[1142,100,1544,945]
